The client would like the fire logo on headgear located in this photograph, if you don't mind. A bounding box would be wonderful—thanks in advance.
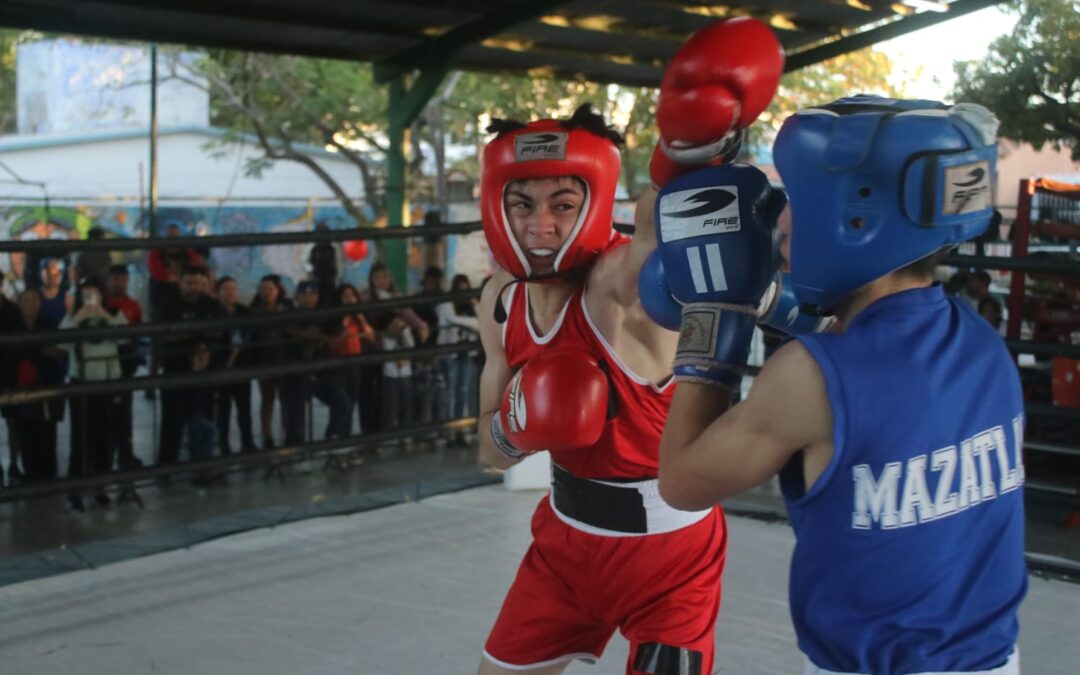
[515,132,568,161]
[944,161,991,215]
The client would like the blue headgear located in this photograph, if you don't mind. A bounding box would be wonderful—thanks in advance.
[773,95,999,312]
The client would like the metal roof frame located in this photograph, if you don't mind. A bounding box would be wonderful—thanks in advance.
[1,0,1007,85]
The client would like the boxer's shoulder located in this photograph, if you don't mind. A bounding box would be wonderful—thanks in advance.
[586,239,633,303]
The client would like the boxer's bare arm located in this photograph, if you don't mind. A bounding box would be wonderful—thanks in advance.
[659,341,834,511]
[477,271,521,470]
[621,185,659,296]
[589,186,658,308]
[586,187,677,384]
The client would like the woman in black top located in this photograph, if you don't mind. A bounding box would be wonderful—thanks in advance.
[215,276,257,453]
[248,275,290,449]
[5,289,66,484]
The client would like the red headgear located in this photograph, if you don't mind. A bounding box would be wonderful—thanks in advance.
[481,117,621,279]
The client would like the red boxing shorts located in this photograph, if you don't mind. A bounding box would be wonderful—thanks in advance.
[483,495,726,674]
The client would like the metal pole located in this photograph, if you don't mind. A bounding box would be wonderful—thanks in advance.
[386,79,408,290]
[149,44,159,238]
[1006,179,1033,341]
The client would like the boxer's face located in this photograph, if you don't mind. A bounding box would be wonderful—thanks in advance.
[504,177,585,275]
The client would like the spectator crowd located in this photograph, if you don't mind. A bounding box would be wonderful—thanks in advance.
[0,224,481,511]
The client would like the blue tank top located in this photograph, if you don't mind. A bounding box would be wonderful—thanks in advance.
[39,289,69,326]
[783,285,1027,674]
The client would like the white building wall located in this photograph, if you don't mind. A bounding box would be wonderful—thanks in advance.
[17,40,209,135]
[0,131,365,204]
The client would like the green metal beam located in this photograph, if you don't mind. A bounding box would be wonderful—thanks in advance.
[375,1,571,286]
[784,0,1008,73]
[373,0,570,84]
[383,64,451,290]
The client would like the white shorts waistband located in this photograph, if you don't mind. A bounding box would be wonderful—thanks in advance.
[548,475,711,537]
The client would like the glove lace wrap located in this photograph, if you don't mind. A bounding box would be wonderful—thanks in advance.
[490,414,526,461]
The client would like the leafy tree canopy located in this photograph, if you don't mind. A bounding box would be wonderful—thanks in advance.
[953,0,1080,159]
[751,47,906,151]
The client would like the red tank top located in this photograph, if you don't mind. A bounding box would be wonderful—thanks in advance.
[501,281,675,480]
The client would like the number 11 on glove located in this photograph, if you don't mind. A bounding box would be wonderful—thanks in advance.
[652,164,786,389]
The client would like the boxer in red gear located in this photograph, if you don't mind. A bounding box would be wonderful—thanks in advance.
[476,20,782,674]
[475,105,724,675]
[473,113,725,673]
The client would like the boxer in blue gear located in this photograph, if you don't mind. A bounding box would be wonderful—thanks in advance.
[655,96,1026,675]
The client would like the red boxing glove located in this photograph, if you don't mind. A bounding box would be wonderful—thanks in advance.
[651,17,784,187]
[498,348,610,454]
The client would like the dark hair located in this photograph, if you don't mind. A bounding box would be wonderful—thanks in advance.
[943,271,966,295]
[72,277,109,315]
[978,296,1002,315]
[506,175,587,196]
[88,227,105,240]
[897,246,954,281]
[451,274,475,317]
[424,265,444,280]
[39,257,64,272]
[368,261,397,295]
[338,282,360,303]
[261,274,288,300]
[372,311,398,332]
[181,264,210,278]
[108,263,129,277]
[971,270,992,286]
[486,103,625,148]
[165,250,188,264]
[215,275,236,291]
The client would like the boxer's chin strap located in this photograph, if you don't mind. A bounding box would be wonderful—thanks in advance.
[492,268,589,324]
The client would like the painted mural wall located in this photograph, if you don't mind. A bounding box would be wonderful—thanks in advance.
[0,201,477,303]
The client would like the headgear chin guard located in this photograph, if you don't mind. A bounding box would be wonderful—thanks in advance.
[481,115,621,280]
[773,95,1000,313]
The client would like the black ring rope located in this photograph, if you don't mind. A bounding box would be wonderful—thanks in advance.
[0,288,481,348]
[0,340,480,406]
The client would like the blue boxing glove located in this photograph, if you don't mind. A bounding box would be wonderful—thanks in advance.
[638,249,683,331]
[654,164,786,388]
[758,272,836,336]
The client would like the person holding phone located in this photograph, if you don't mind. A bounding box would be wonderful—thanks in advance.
[59,278,129,511]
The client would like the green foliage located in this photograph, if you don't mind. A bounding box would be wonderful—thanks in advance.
[442,73,657,197]
[0,30,43,134]
[953,0,1080,159]
[749,47,906,151]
